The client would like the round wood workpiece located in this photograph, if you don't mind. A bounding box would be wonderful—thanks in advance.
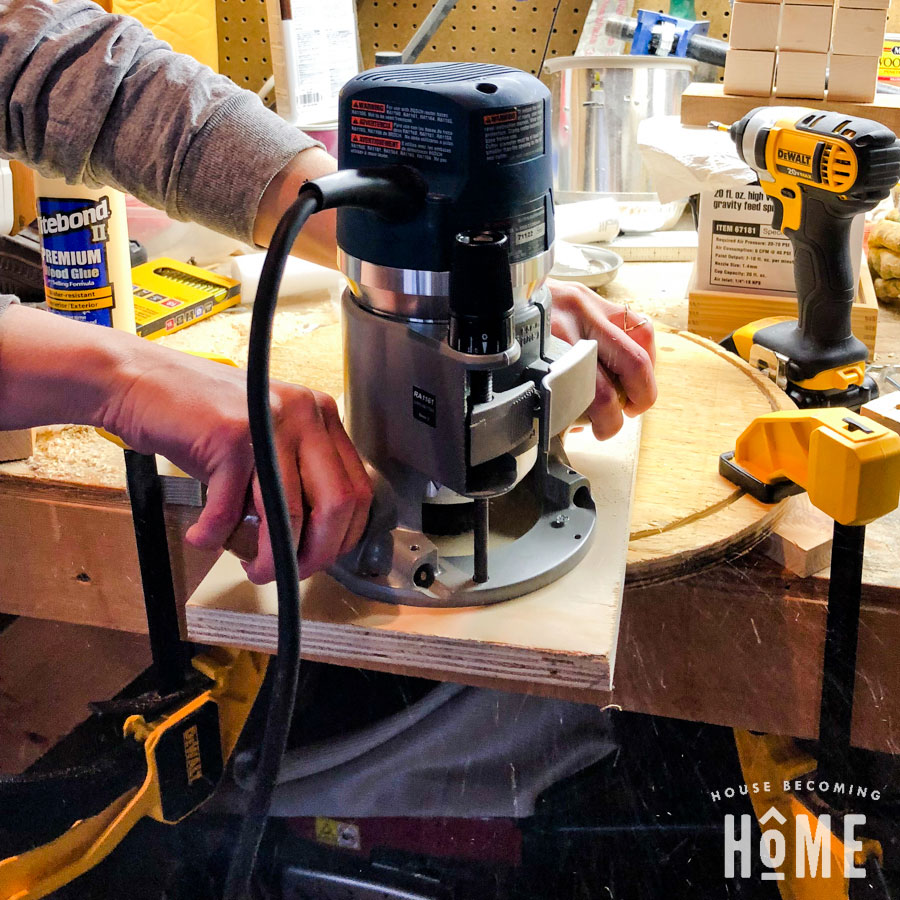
[267,322,794,586]
[626,327,793,585]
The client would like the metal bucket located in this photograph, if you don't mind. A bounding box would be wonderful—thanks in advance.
[544,55,696,232]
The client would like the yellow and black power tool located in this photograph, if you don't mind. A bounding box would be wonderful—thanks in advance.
[715,107,900,409]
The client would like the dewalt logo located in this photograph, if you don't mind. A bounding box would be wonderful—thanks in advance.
[777,148,812,166]
[183,724,204,785]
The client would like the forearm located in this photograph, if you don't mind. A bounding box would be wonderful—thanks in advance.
[253,147,339,269]
[0,304,134,430]
[0,0,319,246]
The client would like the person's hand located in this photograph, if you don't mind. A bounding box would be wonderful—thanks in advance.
[547,278,657,440]
[101,343,372,584]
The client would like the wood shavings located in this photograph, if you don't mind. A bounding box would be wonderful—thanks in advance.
[870,217,900,255]
[25,426,126,487]
[157,298,338,371]
[870,246,900,281]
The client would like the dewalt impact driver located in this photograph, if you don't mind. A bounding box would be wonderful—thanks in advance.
[715,107,900,409]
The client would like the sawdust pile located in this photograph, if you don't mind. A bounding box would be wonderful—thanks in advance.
[25,426,126,487]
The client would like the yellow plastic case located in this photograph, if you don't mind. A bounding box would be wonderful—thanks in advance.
[131,257,241,340]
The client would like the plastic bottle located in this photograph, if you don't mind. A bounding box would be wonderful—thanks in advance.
[34,175,135,333]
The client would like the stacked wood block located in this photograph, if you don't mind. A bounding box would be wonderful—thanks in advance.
[723,0,888,102]
[829,0,890,100]
[777,0,832,99]
[0,429,33,462]
[725,0,780,97]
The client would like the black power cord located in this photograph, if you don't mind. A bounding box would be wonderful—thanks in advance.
[223,165,427,899]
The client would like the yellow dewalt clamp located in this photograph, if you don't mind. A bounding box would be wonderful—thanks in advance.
[0,447,268,900]
[713,108,900,409]
[0,649,266,900]
[721,408,900,898]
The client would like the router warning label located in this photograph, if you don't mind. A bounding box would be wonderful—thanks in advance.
[347,102,455,164]
[482,101,543,164]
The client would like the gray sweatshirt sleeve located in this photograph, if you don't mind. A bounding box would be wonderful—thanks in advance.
[0,0,321,243]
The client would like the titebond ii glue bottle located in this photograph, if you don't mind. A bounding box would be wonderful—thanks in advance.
[35,175,136,333]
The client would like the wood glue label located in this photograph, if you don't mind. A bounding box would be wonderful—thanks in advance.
[37,195,117,326]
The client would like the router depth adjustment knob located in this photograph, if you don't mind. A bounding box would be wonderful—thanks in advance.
[448,231,515,356]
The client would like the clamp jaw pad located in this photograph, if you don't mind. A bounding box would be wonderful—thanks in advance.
[720,408,900,525]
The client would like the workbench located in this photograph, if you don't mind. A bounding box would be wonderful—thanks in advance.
[2,260,900,775]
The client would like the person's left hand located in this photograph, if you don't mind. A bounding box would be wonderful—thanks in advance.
[547,278,657,440]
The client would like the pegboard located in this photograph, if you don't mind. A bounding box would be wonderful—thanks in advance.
[216,0,735,91]
[355,1,589,79]
[217,0,272,91]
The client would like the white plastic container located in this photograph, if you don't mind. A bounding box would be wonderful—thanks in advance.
[35,175,135,333]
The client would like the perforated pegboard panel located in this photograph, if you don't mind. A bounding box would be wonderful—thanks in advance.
[217,0,272,91]
[355,1,590,78]
[216,0,733,90]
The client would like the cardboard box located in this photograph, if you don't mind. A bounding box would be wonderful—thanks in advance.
[775,50,828,98]
[730,1,781,50]
[878,32,900,83]
[832,6,888,56]
[687,262,878,356]
[131,258,241,340]
[724,49,776,96]
[695,188,864,296]
[829,53,879,101]
[779,4,834,52]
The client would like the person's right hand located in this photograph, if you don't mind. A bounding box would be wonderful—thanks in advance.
[100,341,372,584]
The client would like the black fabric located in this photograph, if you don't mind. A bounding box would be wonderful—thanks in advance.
[0,737,146,856]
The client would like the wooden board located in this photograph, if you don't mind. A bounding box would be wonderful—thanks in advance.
[609,554,900,754]
[0,476,216,633]
[0,428,34,463]
[761,493,833,577]
[862,389,900,434]
[626,327,793,583]
[188,414,641,692]
[681,82,900,134]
